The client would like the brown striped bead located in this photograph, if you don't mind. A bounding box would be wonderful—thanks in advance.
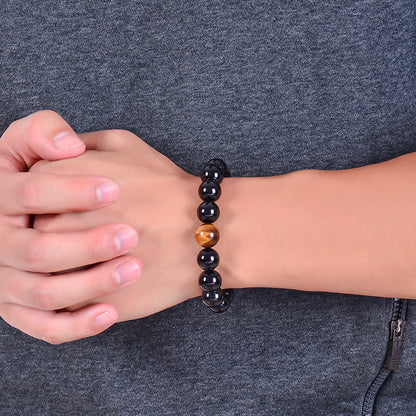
[195,224,220,248]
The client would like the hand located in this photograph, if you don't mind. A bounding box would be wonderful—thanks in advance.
[32,129,202,322]
[0,111,140,344]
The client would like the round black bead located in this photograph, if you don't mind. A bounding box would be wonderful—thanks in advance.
[198,181,221,201]
[197,159,232,313]
[199,270,222,291]
[206,158,230,177]
[210,289,234,313]
[197,248,219,270]
[200,164,223,184]
[197,201,220,223]
[201,290,223,307]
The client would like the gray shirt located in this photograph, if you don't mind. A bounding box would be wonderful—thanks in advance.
[1,1,415,415]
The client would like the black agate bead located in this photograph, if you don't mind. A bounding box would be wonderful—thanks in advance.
[209,289,234,313]
[197,248,219,270]
[199,270,222,291]
[201,290,223,307]
[200,164,223,184]
[198,181,221,201]
[197,201,220,223]
[207,158,230,177]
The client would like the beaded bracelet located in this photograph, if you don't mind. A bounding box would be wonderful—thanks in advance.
[195,158,233,313]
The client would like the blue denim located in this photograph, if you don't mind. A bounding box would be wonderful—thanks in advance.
[0,1,415,415]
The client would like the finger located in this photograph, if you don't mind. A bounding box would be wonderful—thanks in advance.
[0,171,120,215]
[79,129,139,151]
[35,211,98,234]
[0,110,86,172]
[0,223,139,273]
[0,257,141,310]
[0,302,118,344]
[34,212,88,233]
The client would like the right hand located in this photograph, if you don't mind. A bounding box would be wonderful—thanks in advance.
[0,110,141,344]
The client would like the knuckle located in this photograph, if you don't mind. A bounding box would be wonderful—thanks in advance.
[38,109,61,119]
[1,273,21,304]
[86,267,113,297]
[0,304,15,326]
[104,129,136,147]
[42,327,64,345]
[21,236,47,271]
[101,130,124,148]
[19,180,40,211]
[2,110,62,142]
[32,281,57,311]
[28,109,61,126]
[26,110,58,137]
[4,119,20,136]
[25,110,63,147]
[85,231,111,261]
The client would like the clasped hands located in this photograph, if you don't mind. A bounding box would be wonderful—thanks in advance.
[0,110,202,344]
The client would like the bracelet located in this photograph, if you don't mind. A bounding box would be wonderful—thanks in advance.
[195,158,233,313]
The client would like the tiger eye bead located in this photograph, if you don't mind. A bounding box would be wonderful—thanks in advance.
[198,181,221,201]
[197,248,219,270]
[201,164,223,184]
[197,201,220,223]
[195,224,219,248]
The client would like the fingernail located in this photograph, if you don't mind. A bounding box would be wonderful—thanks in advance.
[53,132,84,150]
[114,227,138,252]
[96,181,120,204]
[114,261,141,285]
[94,311,116,329]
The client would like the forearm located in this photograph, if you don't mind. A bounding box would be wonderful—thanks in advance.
[218,152,416,298]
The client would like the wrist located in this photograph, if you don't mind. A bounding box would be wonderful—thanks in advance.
[217,169,332,292]
[215,172,299,290]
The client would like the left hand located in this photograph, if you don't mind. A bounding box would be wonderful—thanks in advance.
[32,129,202,321]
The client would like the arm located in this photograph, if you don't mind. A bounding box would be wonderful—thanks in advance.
[219,152,416,298]
[31,130,416,333]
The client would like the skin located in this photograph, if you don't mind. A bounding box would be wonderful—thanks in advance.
[33,128,416,313]
[33,129,202,321]
[218,160,416,298]
[0,111,141,344]
[3,110,416,343]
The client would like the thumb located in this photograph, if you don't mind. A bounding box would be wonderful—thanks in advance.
[0,110,86,172]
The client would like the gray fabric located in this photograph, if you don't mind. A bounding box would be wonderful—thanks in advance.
[1,1,415,415]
